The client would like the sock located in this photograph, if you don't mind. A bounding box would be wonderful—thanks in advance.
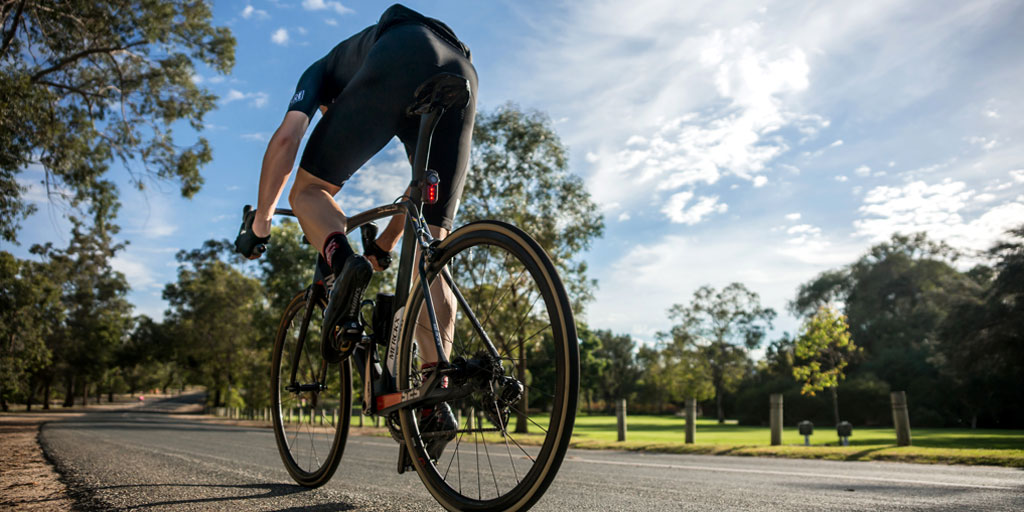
[323,232,355,276]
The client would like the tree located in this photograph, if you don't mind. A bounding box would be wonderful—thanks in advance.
[458,104,605,432]
[30,193,133,407]
[464,104,605,312]
[792,305,861,430]
[576,325,609,413]
[0,0,235,241]
[258,219,318,315]
[163,240,266,407]
[791,233,981,425]
[666,283,775,423]
[591,329,642,411]
[936,224,1024,427]
[0,251,61,410]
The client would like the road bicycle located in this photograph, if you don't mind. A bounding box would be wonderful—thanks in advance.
[264,73,579,511]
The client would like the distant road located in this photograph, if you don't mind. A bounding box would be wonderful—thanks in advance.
[41,405,1024,511]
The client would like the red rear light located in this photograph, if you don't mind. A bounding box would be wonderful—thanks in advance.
[423,171,440,204]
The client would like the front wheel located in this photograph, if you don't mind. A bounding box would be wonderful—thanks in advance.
[271,290,352,487]
[397,221,579,511]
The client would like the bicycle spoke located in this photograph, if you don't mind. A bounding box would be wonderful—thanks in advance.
[507,403,550,435]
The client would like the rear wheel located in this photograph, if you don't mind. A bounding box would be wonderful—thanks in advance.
[397,221,579,511]
[271,290,351,487]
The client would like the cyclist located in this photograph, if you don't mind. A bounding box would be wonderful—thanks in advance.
[233,3,477,463]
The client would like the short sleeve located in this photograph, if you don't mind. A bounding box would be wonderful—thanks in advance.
[287,58,326,118]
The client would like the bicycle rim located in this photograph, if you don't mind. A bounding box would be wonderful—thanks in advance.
[397,221,579,511]
[271,291,351,487]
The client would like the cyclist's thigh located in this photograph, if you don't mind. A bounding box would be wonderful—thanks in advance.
[298,62,404,188]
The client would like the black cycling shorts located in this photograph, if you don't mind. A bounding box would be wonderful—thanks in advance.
[298,23,478,231]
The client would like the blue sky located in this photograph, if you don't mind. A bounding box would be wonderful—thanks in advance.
[9,0,1024,349]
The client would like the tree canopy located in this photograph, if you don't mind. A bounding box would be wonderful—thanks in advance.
[465,104,605,313]
[665,283,775,423]
[0,0,235,242]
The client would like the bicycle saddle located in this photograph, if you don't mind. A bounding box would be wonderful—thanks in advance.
[406,72,471,116]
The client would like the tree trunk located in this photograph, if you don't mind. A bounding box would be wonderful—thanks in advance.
[95,387,101,405]
[107,390,113,403]
[0,386,7,412]
[830,386,840,426]
[81,377,88,407]
[63,374,74,407]
[515,337,528,434]
[43,377,51,410]
[25,375,35,411]
[715,384,725,424]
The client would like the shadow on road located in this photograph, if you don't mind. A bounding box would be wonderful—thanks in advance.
[92,482,357,510]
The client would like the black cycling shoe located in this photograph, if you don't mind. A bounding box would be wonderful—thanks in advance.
[321,254,373,364]
[421,403,458,461]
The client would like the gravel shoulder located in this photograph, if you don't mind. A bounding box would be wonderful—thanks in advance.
[0,413,76,511]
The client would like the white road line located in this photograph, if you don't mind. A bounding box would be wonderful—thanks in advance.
[566,457,1018,491]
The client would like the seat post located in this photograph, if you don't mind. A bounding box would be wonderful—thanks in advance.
[394,107,445,311]
[410,108,445,186]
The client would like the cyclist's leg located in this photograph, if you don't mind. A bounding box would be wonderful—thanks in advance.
[411,224,454,364]
[289,169,345,252]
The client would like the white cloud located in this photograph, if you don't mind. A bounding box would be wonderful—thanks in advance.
[985,109,999,118]
[854,178,1024,253]
[222,89,270,108]
[829,139,844,147]
[338,143,409,211]
[297,26,308,35]
[527,8,818,215]
[325,18,338,26]
[854,165,871,176]
[618,212,631,222]
[111,253,158,291]
[966,136,997,150]
[975,193,996,203]
[785,212,801,221]
[241,133,270,142]
[589,223,861,344]
[241,5,269,19]
[753,175,768,188]
[1011,169,1024,183]
[661,191,728,224]
[835,175,848,182]
[302,0,353,15]
[271,28,289,46]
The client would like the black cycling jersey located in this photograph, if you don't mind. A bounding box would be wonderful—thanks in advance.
[287,3,470,118]
[289,3,477,231]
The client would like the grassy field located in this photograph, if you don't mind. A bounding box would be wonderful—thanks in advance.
[561,414,1024,467]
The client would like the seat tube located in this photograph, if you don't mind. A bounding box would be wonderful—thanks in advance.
[394,109,445,308]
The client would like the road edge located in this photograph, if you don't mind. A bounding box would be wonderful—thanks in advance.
[37,419,110,511]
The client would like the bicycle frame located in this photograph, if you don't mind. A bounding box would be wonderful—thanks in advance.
[273,104,500,420]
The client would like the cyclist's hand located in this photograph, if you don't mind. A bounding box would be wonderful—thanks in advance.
[234,205,270,260]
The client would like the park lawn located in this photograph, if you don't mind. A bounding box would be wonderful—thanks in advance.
[563,414,1024,467]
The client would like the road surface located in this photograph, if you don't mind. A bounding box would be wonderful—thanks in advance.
[40,407,1024,511]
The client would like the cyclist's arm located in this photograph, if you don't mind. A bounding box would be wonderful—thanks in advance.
[253,111,310,236]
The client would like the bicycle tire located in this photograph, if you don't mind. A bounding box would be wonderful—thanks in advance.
[396,220,579,511]
[271,290,352,487]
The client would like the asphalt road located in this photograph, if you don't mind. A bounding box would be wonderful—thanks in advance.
[40,407,1024,511]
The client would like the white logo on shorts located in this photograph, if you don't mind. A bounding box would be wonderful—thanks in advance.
[290,90,305,105]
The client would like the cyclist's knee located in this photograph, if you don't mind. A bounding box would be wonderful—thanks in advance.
[289,168,338,209]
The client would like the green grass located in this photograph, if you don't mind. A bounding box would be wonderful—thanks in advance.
[564,414,1024,467]
[572,415,1024,449]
